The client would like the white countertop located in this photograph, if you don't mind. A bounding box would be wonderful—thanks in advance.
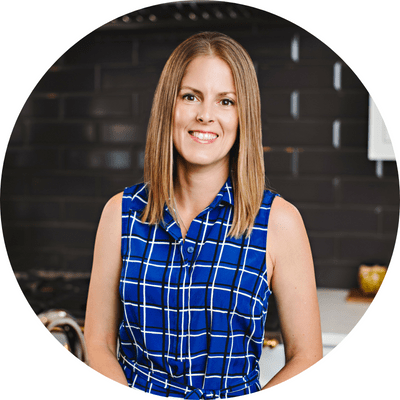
[260,288,372,385]
[317,288,370,335]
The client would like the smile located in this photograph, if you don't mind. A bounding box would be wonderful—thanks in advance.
[188,130,219,142]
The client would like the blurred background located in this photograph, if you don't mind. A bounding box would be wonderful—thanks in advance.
[1,1,398,331]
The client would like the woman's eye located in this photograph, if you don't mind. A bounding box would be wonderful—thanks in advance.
[183,94,197,101]
[220,98,234,106]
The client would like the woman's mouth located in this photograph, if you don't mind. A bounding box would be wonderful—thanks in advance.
[188,130,219,143]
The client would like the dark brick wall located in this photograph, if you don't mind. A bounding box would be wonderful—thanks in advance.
[1,2,398,320]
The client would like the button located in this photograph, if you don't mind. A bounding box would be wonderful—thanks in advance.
[187,246,195,254]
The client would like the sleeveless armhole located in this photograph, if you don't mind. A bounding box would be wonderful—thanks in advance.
[120,184,141,258]
[121,187,130,259]
[119,184,142,303]
[264,190,280,295]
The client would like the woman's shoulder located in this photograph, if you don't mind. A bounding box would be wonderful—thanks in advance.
[266,196,310,269]
[268,195,305,237]
[100,181,145,221]
[101,191,124,222]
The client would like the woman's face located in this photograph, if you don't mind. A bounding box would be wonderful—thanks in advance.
[173,56,238,172]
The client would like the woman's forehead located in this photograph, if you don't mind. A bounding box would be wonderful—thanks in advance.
[180,56,235,91]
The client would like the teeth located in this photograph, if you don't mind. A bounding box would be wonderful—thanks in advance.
[190,131,217,140]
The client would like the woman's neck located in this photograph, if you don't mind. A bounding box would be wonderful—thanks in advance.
[173,159,229,235]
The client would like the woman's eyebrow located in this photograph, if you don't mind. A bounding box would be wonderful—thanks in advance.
[179,86,202,96]
[179,86,236,97]
[219,91,237,97]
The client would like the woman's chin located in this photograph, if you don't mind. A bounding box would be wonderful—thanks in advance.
[177,156,230,171]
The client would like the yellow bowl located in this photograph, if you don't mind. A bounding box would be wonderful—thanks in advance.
[358,265,387,295]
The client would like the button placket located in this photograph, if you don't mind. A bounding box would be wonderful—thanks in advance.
[174,244,189,362]
[183,240,197,265]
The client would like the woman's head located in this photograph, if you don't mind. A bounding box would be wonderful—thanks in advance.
[143,32,265,237]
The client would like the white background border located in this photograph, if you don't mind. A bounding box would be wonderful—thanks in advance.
[1,1,399,398]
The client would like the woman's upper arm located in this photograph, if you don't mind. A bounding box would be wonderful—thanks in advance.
[267,196,322,363]
[84,191,123,354]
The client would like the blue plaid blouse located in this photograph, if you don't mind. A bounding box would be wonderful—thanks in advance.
[117,178,278,398]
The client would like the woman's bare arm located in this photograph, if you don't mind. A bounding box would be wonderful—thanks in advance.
[84,192,129,386]
[263,196,322,389]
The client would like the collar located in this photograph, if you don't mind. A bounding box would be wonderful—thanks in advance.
[200,175,234,212]
[128,176,234,219]
[128,183,150,212]
[128,177,233,241]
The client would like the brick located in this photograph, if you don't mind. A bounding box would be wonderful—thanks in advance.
[28,226,96,249]
[263,120,332,147]
[29,175,96,196]
[64,253,93,273]
[64,148,132,170]
[138,92,154,121]
[299,32,338,60]
[339,235,396,265]
[64,32,134,65]
[28,122,96,144]
[34,67,95,93]
[64,95,132,118]
[258,64,333,89]
[299,149,376,176]
[340,120,368,148]
[1,225,27,250]
[239,28,293,61]
[341,179,399,206]
[260,90,292,118]
[9,120,25,144]
[314,261,359,288]
[1,200,60,221]
[65,201,103,223]
[299,91,369,118]
[7,250,62,273]
[3,148,60,170]
[100,174,143,198]
[269,177,334,203]
[264,149,292,175]
[19,97,59,118]
[341,64,365,90]
[0,174,27,196]
[99,122,145,144]
[297,206,379,233]
[138,37,182,65]
[308,235,335,259]
[384,161,398,178]
[382,209,399,234]
[217,30,253,46]
[102,66,160,91]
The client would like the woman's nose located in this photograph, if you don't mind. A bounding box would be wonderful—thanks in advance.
[196,101,214,123]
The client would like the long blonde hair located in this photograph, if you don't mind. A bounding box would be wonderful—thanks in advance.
[142,32,265,238]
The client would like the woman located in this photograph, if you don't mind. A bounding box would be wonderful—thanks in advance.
[84,32,322,397]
